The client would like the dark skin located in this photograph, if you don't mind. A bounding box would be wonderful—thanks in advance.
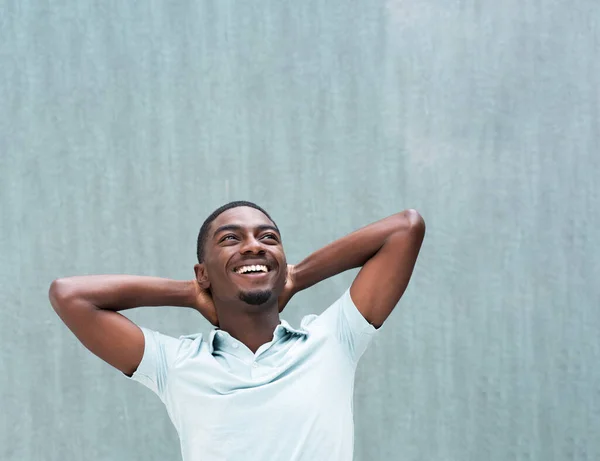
[193,207,293,352]
[192,206,426,348]
[49,206,425,376]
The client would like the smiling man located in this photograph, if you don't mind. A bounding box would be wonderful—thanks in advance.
[49,200,425,461]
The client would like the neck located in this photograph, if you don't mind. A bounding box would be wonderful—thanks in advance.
[214,300,280,353]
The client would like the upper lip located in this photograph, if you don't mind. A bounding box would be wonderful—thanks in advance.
[231,261,273,272]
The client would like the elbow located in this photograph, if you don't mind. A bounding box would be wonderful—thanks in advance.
[407,209,426,234]
[48,278,77,311]
[399,209,426,235]
[385,210,425,246]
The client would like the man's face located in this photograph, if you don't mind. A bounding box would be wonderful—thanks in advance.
[201,206,287,306]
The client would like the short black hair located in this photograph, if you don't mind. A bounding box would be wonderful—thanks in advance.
[196,201,279,263]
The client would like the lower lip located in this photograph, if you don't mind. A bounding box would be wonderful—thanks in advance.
[233,271,271,279]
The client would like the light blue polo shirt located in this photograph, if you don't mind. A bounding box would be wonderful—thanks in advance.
[127,287,377,461]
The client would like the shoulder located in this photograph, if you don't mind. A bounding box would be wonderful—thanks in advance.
[139,326,204,345]
[302,288,377,335]
[301,288,378,364]
[140,327,209,363]
[178,331,205,343]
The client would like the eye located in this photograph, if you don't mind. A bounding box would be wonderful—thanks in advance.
[262,233,279,241]
[221,234,237,242]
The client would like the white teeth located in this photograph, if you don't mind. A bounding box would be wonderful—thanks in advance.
[236,264,268,274]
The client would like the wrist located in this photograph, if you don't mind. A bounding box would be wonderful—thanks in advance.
[291,260,315,293]
[184,280,201,309]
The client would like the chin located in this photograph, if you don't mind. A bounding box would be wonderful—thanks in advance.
[238,289,273,306]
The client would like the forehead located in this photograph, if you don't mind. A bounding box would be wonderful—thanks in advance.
[210,206,275,234]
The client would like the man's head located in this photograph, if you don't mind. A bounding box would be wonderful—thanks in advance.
[195,201,287,308]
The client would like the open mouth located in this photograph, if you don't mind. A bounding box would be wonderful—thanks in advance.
[232,264,272,278]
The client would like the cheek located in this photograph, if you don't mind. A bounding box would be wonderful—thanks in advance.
[277,268,288,288]
[204,258,231,286]
[277,249,286,265]
[208,270,237,299]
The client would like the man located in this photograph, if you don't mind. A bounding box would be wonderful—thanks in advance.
[49,200,426,461]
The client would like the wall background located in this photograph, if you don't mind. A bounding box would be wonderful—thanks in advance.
[1,1,598,460]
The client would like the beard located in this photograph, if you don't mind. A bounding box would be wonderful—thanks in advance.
[238,289,272,306]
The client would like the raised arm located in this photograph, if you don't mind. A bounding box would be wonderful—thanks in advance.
[289,209,425,328]
[49,276,216,376]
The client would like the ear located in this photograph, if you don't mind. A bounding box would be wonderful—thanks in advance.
[194,263,211,290]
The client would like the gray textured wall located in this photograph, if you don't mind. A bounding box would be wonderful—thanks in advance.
[1,1,599,460]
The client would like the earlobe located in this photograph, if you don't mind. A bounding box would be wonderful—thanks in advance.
[194,263,211,290]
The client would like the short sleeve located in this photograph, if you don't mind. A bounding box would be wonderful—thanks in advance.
[125,327,182,398]
[312,288,378,364]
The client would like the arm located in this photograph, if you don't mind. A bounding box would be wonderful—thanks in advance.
[290,209,425,328]
[49,276,215,376]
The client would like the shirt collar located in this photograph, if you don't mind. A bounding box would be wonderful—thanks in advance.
[208,319,307,354]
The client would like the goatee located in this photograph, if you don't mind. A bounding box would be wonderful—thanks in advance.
[238,289,272,306]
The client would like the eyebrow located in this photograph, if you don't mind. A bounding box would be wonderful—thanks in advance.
[213,224,280,239]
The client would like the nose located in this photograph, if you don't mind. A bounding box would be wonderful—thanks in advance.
[239,236,265,255]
